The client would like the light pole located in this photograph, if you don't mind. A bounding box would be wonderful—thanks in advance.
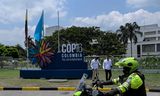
[57,11,60,53]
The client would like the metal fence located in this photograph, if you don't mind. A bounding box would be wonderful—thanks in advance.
[85,55,160,69]
[0,55,160,70]
[0,56,40,69]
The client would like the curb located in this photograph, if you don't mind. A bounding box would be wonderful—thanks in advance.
[0,87,75,91]
[0,87,159,92]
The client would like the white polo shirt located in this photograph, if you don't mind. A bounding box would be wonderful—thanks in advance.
[103,58,112,70]
[90,59,101,69]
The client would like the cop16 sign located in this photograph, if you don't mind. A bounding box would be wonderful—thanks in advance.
[61,43,82,53]
[61,43,83,61]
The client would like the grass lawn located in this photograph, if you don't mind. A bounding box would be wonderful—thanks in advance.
[0,69,159,89]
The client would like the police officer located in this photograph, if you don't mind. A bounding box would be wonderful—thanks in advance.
[100,57,146,96]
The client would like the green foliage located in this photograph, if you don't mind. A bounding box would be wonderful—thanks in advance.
[110,56,160,69]
[0,44,5,56]
[3,47,19,58]
[139,56,160,69]
[117,22,142,56]
[44,26,126,55]
[0,44,26,58]
[15,44,26,58]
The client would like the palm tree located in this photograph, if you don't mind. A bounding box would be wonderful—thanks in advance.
[117,22,142,57]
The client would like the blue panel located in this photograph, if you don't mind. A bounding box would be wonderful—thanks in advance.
[44,52,88,69]
[20,44,91,79]
[20,69,92,79]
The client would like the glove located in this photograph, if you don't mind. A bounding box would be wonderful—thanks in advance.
[93,80,113,88]
[92,80,103,88]
[100,80,113,85]
[97,81,103,88]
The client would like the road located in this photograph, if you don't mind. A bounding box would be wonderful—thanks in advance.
[0,91,159,96]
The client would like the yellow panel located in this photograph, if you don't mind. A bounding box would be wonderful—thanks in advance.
[58,87,76,91]
[0,87,3,90]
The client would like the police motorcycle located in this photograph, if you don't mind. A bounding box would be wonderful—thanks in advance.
[73,73,105,96]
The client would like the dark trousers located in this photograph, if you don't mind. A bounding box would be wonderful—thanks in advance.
[105,69,112,81]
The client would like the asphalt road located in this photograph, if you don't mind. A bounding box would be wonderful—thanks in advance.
[0,91,159,96]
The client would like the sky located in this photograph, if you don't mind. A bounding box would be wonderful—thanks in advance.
[0,0,160,48]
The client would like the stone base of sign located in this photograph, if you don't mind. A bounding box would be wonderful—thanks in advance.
[20,69,92,79]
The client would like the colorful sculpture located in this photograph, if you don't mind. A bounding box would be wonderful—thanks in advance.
[26,36,54,68]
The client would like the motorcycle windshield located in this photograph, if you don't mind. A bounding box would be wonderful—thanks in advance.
[75,73,88,91]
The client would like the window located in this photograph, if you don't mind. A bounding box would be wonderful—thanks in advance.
[144,31,156,35]
[142,44,155,52]
[137,45,141,57]
[158,30,160,34]
[157,44,160,52]
[144,37,156,41]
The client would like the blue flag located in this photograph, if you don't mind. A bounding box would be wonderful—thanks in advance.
[34,11,44,42]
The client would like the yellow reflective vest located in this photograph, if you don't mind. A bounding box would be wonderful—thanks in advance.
[112,71,146,96]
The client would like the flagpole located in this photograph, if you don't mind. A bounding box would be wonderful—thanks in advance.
[42,10,44,38]
[25,9,29,69]
[57,11,60,53]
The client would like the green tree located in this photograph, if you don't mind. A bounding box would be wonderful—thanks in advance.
[45,26,102,55]
[3,47,19,58]
[45,26,126,55]
[0,44,5,56]
[98,31,126,55]
[15,44,26,58]
[117,22,142,56]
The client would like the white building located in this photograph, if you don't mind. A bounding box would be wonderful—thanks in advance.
[126,24,160,58]
[45,26,64,36]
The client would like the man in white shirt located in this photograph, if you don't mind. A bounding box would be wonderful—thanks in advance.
[103,55,112,81]
[90,56,101,81]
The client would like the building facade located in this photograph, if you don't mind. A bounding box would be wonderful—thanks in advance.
[45,26,64,36]
[126,24,160,58]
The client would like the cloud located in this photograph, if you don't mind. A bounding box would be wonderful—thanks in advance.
[0,24,51,48]
[126,0,160,8]
[0,27,24,47]
[72,9,160,31]
[0,0,67,47]
[0,0,67,24]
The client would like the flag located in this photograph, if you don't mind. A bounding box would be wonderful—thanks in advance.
[25,9,28,41]
[34,11,44,42]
